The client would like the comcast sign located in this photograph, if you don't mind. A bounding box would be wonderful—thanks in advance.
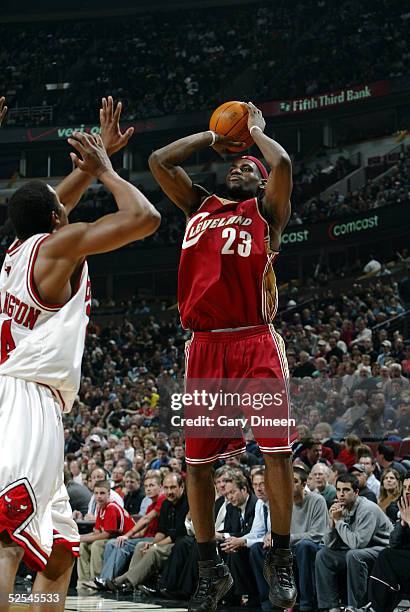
[328,214,379,240]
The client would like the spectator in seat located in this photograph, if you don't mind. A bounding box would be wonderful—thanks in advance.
[310,463,337,508]
[337,434,362,469]
[85,468,124,519]
[64,469,92,519]
[150,443,170,469]
[329,462,348,487]
[376,444,407,478]
[111,466,126,498]
[359,453,381,498]
[123,470,144,517]
[289,467,328,612]
[348,463,377,503]
[293,351,315,378]
[132,453,145,478]
[315,474,393,610]
[340,390,368,432]
[397,398,410,438]
[313,422,341,459]
[140,466,236,601]
[96,473,165,587]
[214,466,233,532]
[106,473,188,593]
[378,468,402,523]
[367,472,410,612]
[217,472,258,606]
[298,438,333,470]
[77,480,135,589]
[69,459,84,485]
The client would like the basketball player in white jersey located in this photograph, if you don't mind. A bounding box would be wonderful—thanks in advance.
[0,99,160,611]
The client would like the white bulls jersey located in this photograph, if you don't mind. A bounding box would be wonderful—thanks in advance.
[0,233,91,412]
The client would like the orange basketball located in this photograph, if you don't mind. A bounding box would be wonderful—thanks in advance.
[209,101,253,153]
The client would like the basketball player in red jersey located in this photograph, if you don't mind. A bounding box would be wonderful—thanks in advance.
[149,102,296,611]
[0,98,160,612]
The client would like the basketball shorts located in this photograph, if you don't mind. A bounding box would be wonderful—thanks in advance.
[0,375,79,571]
[184,324,295,465]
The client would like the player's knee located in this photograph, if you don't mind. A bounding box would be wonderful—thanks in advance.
[187,463,214,481]
[42,544,74,581]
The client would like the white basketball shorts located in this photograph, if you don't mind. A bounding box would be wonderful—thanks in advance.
[0,375,79,571]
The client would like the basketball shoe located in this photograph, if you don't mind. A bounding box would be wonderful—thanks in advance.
[263,548,297,609]
[188,560,233,612]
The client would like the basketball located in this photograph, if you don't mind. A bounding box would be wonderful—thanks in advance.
[209,101,253,152]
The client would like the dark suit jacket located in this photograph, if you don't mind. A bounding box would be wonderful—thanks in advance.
[222,493,257,537]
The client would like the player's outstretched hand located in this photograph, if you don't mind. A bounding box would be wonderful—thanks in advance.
[0,97,7,126]
[246,101,265,133]
[100,96,134,156]
[68,132,113,177]
[212,133,245,156]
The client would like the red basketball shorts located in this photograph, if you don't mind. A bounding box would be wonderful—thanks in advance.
[184,324,295,465]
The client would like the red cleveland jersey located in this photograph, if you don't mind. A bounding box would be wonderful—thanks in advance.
[178,195,278,331]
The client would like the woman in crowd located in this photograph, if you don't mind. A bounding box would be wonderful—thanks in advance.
[378,468,402,523]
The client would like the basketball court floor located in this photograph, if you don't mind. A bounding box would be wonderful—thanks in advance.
[10,588,251,611]
[9,589,189,611]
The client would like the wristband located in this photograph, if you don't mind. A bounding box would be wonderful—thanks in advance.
[250,125,264,136]
[208,130,217,146]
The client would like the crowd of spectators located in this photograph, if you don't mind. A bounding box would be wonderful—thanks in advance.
[1,0,408,125]
[52,270,410,607]
[1,144,406,260]
[295,147,410,225]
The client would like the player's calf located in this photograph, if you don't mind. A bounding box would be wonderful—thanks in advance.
[0,533,24,612]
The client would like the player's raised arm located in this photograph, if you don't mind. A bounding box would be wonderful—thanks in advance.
[149,132,243,215]
[45,131,160,258]
[246,102,292,249]
[55,96,134,213]
[0,96,7,126]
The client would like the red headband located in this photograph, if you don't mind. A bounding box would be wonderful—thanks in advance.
[240,155,269,180]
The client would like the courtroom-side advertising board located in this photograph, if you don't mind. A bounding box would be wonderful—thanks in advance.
[261,80,390,116]
[0,79,394,144]
[281,203,410,250]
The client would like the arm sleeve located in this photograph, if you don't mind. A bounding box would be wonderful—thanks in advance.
[102,505,121,533]
[154,496,166,514]
[291,497,328,545]
[245,503,266,548]
[389,523,409,548]
[335,506,377,549]
[324,526,339,548]
[157,504,168,535]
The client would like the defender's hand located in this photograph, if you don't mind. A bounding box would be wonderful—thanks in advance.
[100,96,134,156]
[0,97,7,126]
[246,102,265,133]
[68,132,113,177]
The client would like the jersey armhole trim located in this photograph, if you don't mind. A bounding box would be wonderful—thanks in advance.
[27,236,64,312]
[27,235,87,312]
[6,239,23,255]
[255,198,281,254]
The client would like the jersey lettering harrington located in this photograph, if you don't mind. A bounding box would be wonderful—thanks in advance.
[0,233,91,411]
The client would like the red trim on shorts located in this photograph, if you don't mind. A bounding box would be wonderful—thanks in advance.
[7,528,48,572]
[53,530,80,558]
